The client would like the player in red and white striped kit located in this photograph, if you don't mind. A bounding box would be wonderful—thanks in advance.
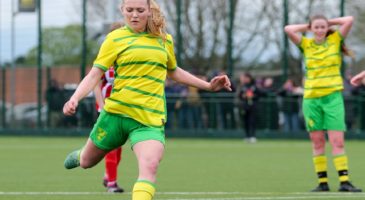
[94,66,124,193]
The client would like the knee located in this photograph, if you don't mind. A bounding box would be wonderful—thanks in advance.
[313,142,325,152]
[79,157,94,169]
[311,138,326,151]
[140,157,161,174]
[331,138,345,149]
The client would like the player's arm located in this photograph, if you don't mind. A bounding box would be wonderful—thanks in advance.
[167,67,231,92]
[63,67,104,116]
[328,16,354,38]
[284,24,308,45]
[350,71,365,86]
[93,81,105,109]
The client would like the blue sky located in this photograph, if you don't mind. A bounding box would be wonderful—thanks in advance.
[0,0,80,64]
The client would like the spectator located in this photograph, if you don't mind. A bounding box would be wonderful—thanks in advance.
[199,75,217,129]
[186,86,204,129]
[46,79,64,127]
[238,73,260,143]
[277,79,302,132]
[175,85,189,129]
[351,76,365,130]
[343,73,356,130]
[218,70,236,129]
[260,77,279,130]
[165,79,179,129]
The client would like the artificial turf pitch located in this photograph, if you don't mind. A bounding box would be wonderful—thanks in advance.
[0,136,364,200]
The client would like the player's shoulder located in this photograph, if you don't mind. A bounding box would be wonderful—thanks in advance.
[105,26,131,41]
[300,36,311,46]
[165,33,174,45]
[328,30,343,41]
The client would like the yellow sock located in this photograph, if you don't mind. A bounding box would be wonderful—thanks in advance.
[333,155,349,182]
[132,180,156,200]
[313,155,328,183]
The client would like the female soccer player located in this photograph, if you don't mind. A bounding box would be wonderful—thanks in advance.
[63,0,231,199]
[285,15,361,192]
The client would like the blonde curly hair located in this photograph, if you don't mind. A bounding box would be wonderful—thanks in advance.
[147,0,167,40]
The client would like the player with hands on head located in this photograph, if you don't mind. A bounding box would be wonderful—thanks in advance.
[285,15,361,192]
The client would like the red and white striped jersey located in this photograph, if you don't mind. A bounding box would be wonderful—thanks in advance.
[96,67,115,112]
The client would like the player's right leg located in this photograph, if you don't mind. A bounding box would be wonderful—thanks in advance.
[309,131,330,192]
[303,98,329,192]
[64,139,108,169]
[64,110,127,170]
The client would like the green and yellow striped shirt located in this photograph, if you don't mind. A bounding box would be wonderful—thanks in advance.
[299,31,344,98]
[93,26,177,127]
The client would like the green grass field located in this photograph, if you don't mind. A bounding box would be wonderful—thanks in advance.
[0,136,365,200]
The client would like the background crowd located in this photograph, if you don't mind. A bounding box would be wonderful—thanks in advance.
[44,69,365,134]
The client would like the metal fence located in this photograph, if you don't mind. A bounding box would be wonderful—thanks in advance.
[2,88,365,133]
[2,0,365,136]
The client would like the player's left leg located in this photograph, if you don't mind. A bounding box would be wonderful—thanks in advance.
[132,140,164,200]
[324,92,361,192]
[125,116,165,200]
[328,131,362,192]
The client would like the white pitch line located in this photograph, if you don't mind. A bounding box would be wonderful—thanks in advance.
[161,196,365,200]
[0,192,284,196]
[0,192,113,195]
[1,191,365,200]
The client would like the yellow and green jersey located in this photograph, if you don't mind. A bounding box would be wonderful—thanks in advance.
[93,26,177,127]
[299,31,344,99]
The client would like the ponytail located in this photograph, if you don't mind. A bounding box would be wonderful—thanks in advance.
[147,0,167,41]
[326,29,354,58]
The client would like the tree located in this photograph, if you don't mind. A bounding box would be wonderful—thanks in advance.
[69,0,365,78]
[24,25,99,66]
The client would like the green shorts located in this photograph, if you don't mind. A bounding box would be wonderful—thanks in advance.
[89,110,165,151]
[302,91,346,132]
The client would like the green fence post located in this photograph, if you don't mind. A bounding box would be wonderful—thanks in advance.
[339,0,346,77]
[0,0,5,128]
[81,0,87,79]
[10,0,16,127]
[227,0,234,77]
[46,65,51,127]
[37,0,43,128]
[282,0,289,82]
[340,0,345,16]
[1,67,5,128]
[176,0,182,66]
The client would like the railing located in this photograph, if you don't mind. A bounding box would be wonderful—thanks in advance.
[1,92,365,136]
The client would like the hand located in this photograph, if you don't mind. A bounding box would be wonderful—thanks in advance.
[63,98,79,116]
[209,75,232,92]
[350,71,365,87]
